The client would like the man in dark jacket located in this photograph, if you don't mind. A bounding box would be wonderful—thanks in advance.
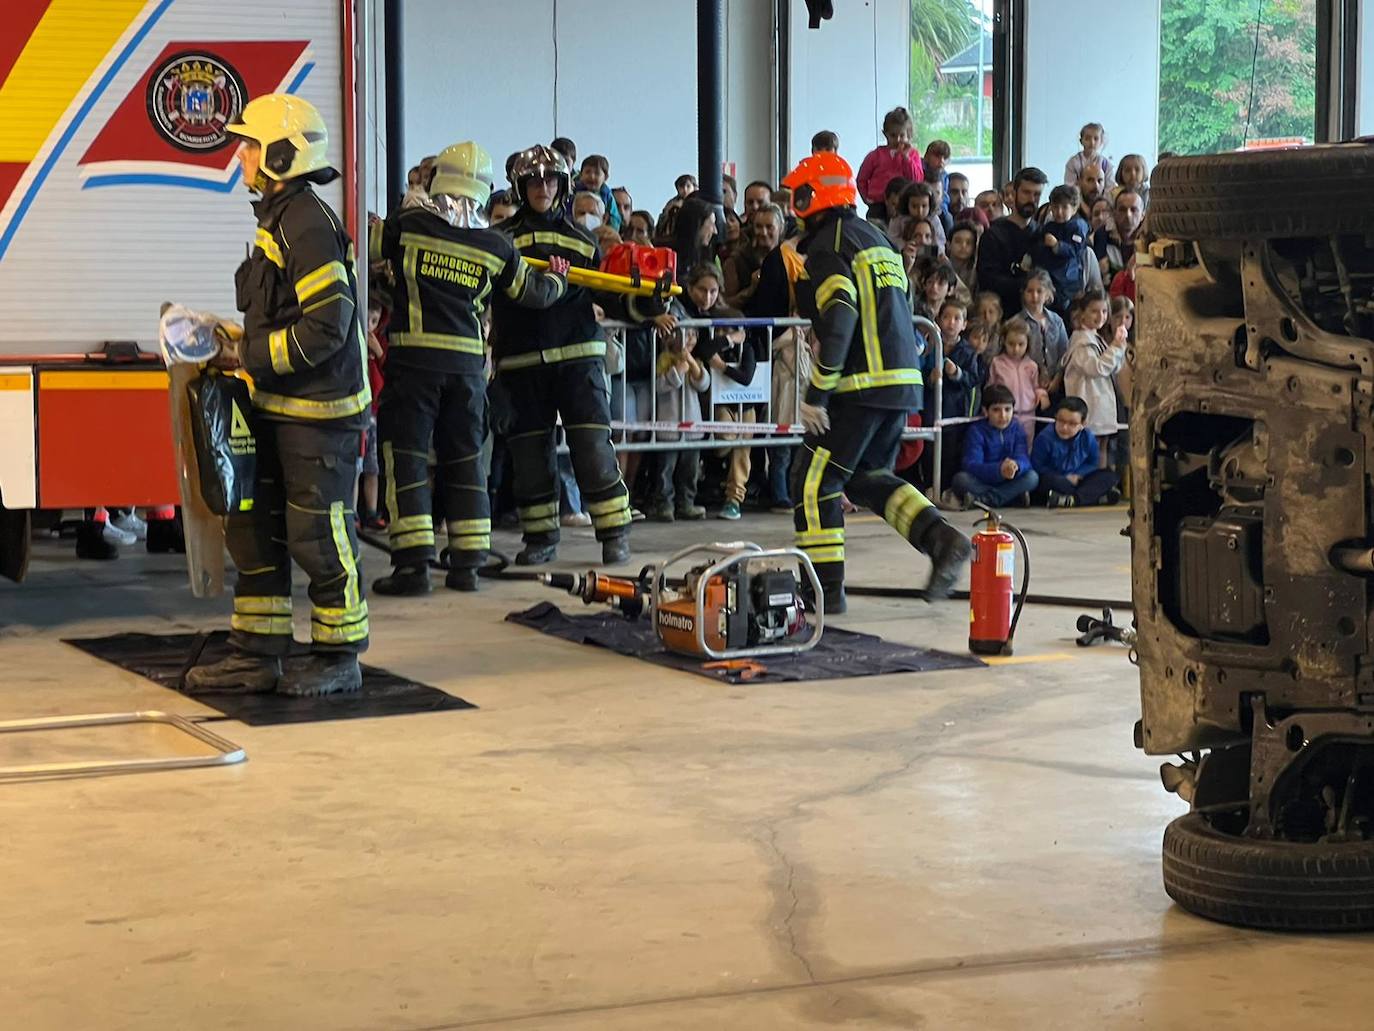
[492,145,632,566]
[186,94,370,697]
[975,166,1048,316]
[782,153,970,614]
[372,141,570,597]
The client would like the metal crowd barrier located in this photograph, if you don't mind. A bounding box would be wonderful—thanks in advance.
[595,313,950,492]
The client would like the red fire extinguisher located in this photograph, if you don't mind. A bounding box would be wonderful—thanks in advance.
[969,507,1029,656]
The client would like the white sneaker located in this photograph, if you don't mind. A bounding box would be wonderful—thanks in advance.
[111,510,148,541]
[102,520,137,547]
[560,511,592,528]
[939,489,967,512]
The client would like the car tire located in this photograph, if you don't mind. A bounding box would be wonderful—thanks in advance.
[1149,144,1374,240]
[1162,811,1374,931]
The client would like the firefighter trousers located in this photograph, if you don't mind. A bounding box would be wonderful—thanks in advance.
[377,365,489,570]
[225,419,368,656]
[501,358,631,543]
[790,400,941,590]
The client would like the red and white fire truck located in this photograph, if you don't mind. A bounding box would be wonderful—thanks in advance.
[0,0,365,580]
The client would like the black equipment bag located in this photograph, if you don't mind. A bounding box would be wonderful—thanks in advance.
[186,371,257,516]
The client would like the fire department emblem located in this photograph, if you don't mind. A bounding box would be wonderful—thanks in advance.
[146,52,246,153]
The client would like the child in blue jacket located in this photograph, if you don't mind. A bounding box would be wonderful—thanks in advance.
[1030,396,1122,507]
[950,384,1039,508]
[1032,185,1091,318]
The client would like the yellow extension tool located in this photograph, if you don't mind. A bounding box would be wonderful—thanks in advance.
[525,257,682,298]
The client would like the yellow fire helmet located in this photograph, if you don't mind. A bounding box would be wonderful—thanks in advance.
[226,93,336,191]
[429,141,495,205]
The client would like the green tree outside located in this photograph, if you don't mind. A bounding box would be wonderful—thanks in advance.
[908,0,985,158]
[1158,0,1316,155]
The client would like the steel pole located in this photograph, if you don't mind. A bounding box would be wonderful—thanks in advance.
[383,0,404,208]
[355,0,370,323]
[697,0,726,207]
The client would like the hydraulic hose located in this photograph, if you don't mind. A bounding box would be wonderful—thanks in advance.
[844,584,1133,609]
[1002,519,1031,652]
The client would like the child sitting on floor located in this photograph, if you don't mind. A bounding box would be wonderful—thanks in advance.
[1030,396,1122,507]
[950,384,1039,509]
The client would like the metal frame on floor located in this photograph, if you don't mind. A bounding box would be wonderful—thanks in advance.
[0,711,246,782]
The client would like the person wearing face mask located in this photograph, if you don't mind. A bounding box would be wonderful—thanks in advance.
[575,154,621,231]
[976,166,1049,319]
[371,141,570,597]
[571,190,606,232]
[491,145,633,567]
[781,152,970,614]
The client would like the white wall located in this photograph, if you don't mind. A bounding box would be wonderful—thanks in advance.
[398,0,776,215]
[785,0,909,175]
[1022,0,1160,184]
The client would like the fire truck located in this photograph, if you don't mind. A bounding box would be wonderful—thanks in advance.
[0,0,367,581]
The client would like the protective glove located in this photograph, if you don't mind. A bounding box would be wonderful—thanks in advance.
[800,401,831,436]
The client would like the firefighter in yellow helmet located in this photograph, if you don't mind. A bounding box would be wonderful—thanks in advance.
[185,93,371,697]
[371,141,571,595]
[783,152,970,613]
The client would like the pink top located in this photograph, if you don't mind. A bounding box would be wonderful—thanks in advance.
[988,353,1048,445]
[856,145,925,204]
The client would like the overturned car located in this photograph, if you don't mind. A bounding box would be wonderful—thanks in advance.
[1134,144,1374,930]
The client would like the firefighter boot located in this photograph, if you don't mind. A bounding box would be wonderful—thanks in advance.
[184,652,281,694]
[372,565,431,596]
[278,653,363,697]
[75,521,118,561]
[516,541,558,566]
[801,572,847,615]
[601,534,631,566]
[445,567,480,592]
[913,509,972,601]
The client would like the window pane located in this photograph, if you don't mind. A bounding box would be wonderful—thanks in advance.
[909,0,995,193]
[1158,0,1316,155]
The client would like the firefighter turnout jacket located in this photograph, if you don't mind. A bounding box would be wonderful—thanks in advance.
[491,209,603,370]
[795,208,923,411]
[380,207,568,373]
[237,181,370,427]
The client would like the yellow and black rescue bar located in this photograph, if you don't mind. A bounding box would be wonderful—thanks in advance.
[523,258,683,300]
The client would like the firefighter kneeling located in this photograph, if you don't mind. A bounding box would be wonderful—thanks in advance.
[371,141,570,596]
[783,153,971,614]
[186,95,370,697]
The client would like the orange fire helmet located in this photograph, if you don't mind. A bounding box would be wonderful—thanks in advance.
[781,153,857,220]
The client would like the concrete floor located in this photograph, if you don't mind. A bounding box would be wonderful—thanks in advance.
[1,507,1371,1030]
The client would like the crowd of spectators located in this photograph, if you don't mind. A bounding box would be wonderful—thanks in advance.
[363,113,1151,537]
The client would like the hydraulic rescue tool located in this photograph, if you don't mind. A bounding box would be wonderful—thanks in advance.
[541,542,824,660]
[526,243,682,300]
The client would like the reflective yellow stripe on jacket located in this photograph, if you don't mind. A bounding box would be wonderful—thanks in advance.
[390,331,485,355]
[834,368,923,394]
[252,387,372,421]
[512,231,595,260]
[497,341,606,372]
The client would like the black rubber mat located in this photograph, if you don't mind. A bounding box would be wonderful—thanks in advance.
[64,631,475,726]
[506,602,984,683]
